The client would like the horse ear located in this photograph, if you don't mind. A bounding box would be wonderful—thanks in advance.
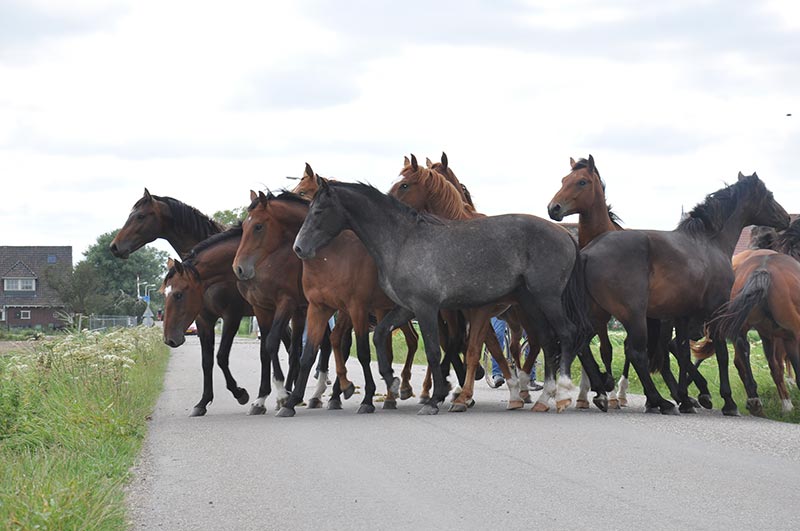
[403,155,411,168]
[570,157,577,169]
[167,258,175,270]
[441,152,448,170]
[317,174,329,190]
[143,188,152,202]
[752,171,759,179]
[411,154,418,171]
[425,157,433,169]
[258,191,268,204]
[738,171,745,180]
[266,190,276,200]
[174,259,183,273]
[304,163,314,179]
[587,154,595,174]
[250,190,257,201]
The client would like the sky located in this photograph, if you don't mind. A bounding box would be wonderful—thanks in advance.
[1,0,798,263]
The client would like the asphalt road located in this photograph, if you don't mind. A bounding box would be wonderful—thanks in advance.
[128,336,800,530]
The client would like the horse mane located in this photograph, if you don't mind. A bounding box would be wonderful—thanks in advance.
[163,260,201,284]
[138,194,224,239]
[398,166,475,220]
[677,174,766,237]
[572,157,621,227]
[247,190,309,211]
[186,224,243,259]
[430,161,475,209]
[336,181,446,225]
[774,218,800,261]
[607,205,624,228]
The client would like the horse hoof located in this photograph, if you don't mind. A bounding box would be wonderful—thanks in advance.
[593,396,608,412]
[608,398,620,410]
[556,399,571,413]
[467,398,475,408]
[307,397,323,409]
[679,402,697,414]
[189,406,207,417]
[343,383,356,400]
[698,394,713,410]
[389,377,401,397]
[645,406,660,414]
[327,398,342,410]
[417,404,439,415]
[722,406,741,417]
[275,406,295,418]
[383,399,397,410]
[531,402,549,413]
[688,396,701,409]
[520,390,532,403]
[248,404,267,415]
[448,402,468,413]
[235,389,250,405]
[357,404,375,414]
[618,397,628,408]
[576,399,590,410]
[507,399,524,410]
[661,403,680,416]
[746,398,765,417]
[399,387,413,400]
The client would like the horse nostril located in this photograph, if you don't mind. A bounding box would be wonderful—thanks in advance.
[166,339,177,348]
[294,245,302,255]
[552,203,561,213]
[110,243,118,255]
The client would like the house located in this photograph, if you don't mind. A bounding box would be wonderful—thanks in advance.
[0,246,72,329]
[733,214,800,255]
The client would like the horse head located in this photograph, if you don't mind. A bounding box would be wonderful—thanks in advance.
[547,155,605,222]
[111,188,168,258]
[162,259,203,348]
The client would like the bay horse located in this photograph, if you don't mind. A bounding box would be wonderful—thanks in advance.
[707,250,800,415]
[290,165,420,410]
[548,156,711,410]
[161,226,302,414]
[582,172,789,415]
[110,189,251,416]
[293,178,594,415]
[389,154,551,411]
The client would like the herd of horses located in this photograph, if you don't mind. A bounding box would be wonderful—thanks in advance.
[109,154,800,419]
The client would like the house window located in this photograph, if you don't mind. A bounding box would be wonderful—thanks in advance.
[47,255,57,264]
[20,310,31,320]
[3,278,35,291]
[0,308,5,321]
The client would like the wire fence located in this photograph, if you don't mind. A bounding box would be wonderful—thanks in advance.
[87,315,138,330]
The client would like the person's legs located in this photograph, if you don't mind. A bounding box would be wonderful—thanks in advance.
[490,317,507,386]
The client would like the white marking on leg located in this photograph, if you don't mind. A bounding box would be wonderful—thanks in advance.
[577,367,589,401]
[782,398,794,413]
[534,377,556,407]
[556,375,574,404]
[252,396,267,408]
[617,375,629,400]
[273,377,288,402]
[518,370,530,391]
[507,376,520,400]
[311,371,328,400]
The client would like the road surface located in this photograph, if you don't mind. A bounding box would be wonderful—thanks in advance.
[128,336,800,530]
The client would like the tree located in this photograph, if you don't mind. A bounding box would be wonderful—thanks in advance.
[212,206,247,226]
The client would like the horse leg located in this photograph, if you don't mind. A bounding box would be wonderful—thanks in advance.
[714,329,739,416]
[277,305,334,417]
[576,346,593,410]
[733,332,763,417]
[449,308,494,412]
[307,324,332,409]
[398,321,418,400]
[190,315,216,417]
[420,367,432,403]
[349,309,378,414]
[373,305,415,397]
[623,316,677,415]
[618,358,631,407]
[482,326,521,409]
[216,313,249,407]
[249,308,275,415]
[671,318,701,414]
[769,338,794,413]
[284,311,305,395]
[414,306,447,415]
[328,313,355,408]
[506,318,531,402]
[440,310,465,389]
[597,327,620,408]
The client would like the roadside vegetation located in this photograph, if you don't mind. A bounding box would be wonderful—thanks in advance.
[0,327,169,530]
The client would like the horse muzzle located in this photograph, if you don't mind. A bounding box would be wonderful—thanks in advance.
[164,334,185,348]
[233,261,256,281]
[293,244,316,260]
[547,202,565,221]
[109,242,131,259]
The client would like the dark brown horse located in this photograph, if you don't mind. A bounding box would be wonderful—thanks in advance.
[232,191,311,415]
[708,250,800,415]
[110,190,249,416]
[582,172,789,415]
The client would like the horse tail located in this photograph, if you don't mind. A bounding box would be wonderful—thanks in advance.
[690,336,716,360]
[563,243,594,353]
[713,269,771,341]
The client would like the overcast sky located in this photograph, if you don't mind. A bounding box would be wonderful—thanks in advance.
[1,0,798,263]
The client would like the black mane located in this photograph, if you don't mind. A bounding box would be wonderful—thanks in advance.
[677,174,765,237]
[332,181,445,225]
[138,194,224,239]
[247,189,310,211]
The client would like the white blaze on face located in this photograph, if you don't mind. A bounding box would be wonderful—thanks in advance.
[164,285,173,297]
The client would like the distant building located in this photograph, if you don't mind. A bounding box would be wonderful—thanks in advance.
[733,214,799,255]
[0,246,72,329]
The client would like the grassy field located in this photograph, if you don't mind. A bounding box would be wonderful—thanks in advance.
[0,327,169,530]
[384,326,800,422]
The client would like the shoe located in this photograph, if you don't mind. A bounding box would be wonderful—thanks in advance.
[492,375,505,388]
[530,381,544,391]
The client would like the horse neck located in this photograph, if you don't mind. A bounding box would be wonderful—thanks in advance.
[577,191,618,248]
[191,238,239,286]
[161,201,224,259]
[336,187,411,265]
[424,176,475,220]
[712,208,750,258]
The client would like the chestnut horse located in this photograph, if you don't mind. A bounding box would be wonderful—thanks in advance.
[110,189,251,416]
[582,172,789,415]
[548,156,711,410]
[293,179,596,415]
[286,164,420,413]
[708,250,800,415]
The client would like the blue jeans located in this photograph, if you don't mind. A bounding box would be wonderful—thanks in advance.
[491,317,536,380]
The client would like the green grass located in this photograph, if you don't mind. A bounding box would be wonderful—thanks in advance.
[379,326,800,422]
[0,327,170,530]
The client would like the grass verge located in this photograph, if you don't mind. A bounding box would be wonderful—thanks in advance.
[0,327,169,530]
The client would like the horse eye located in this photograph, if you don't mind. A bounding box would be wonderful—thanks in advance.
[578,180,587,186]
[174,292,183,301]
[254,223,264,232]
[136,213,146,220]
[299,191,305,196]
[400,183,409,190]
